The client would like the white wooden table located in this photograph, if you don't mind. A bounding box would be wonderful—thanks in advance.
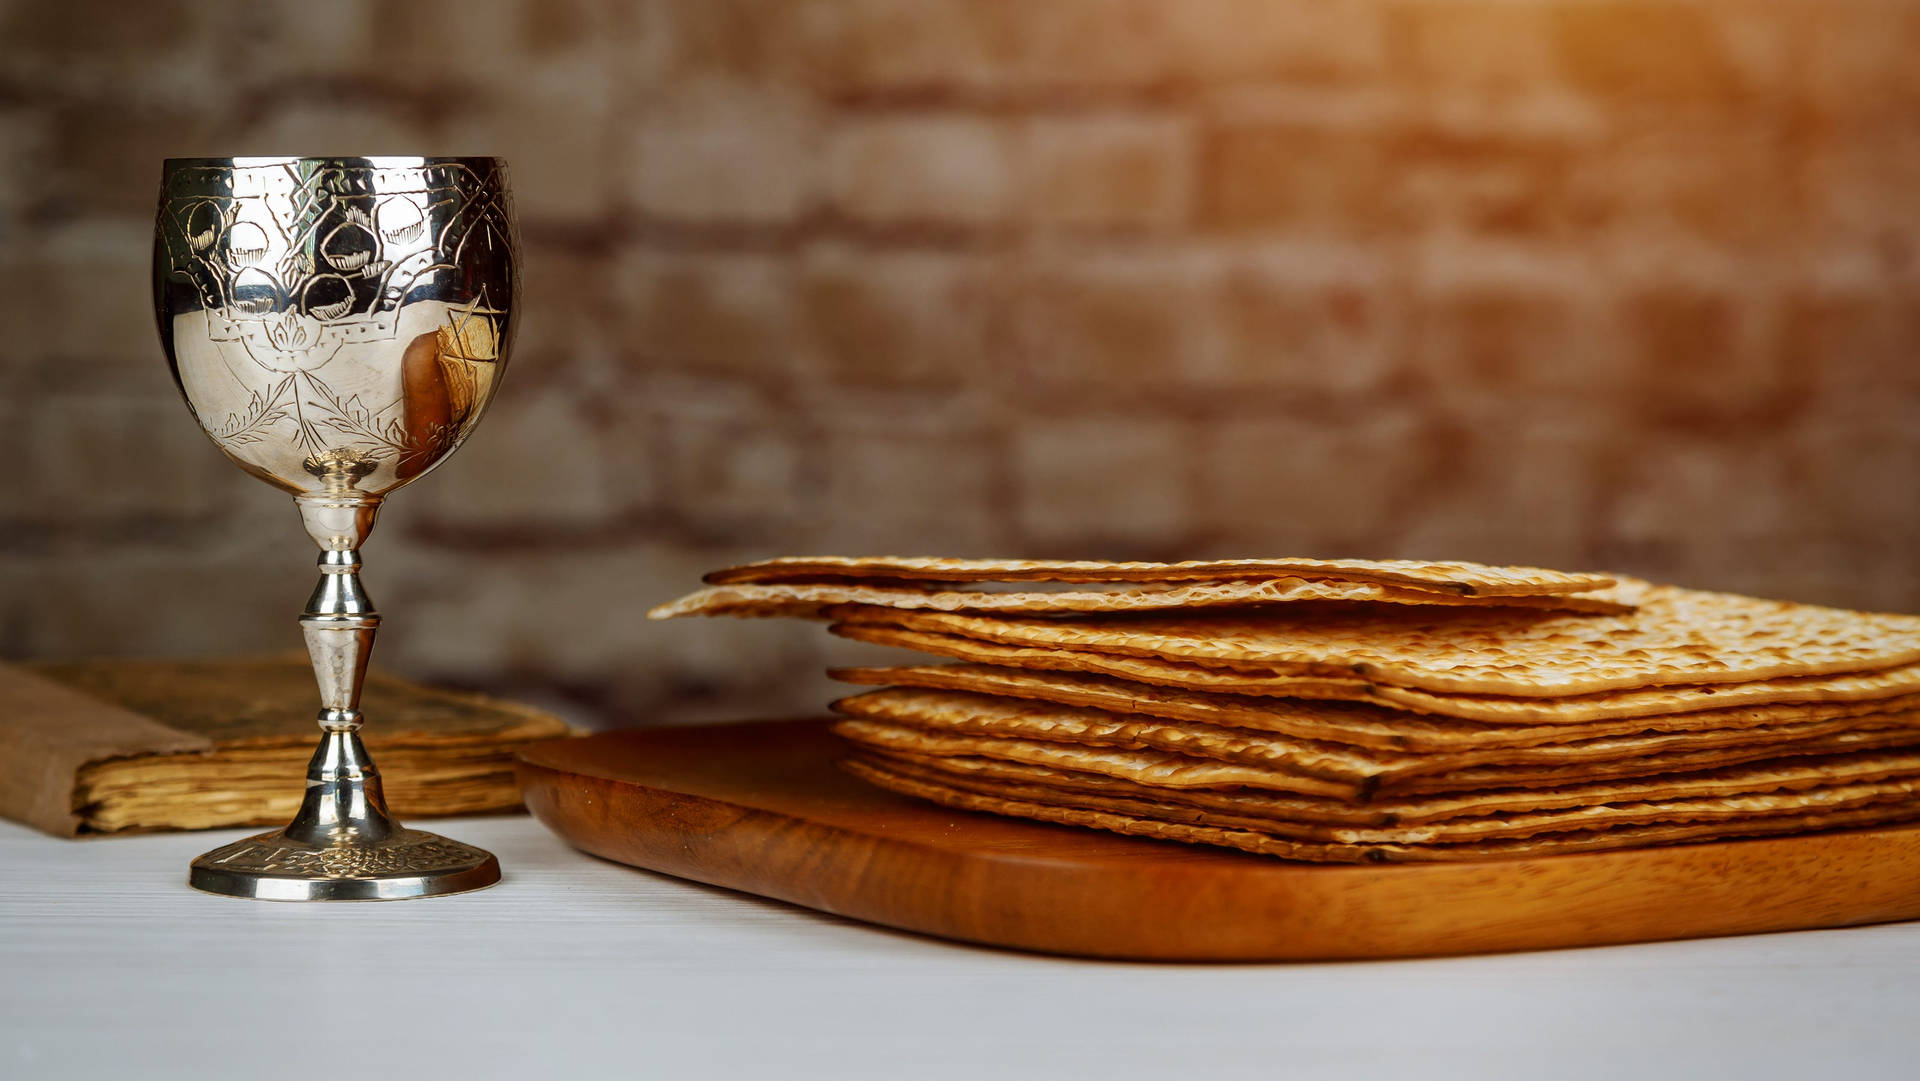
[4,815,1918,1081]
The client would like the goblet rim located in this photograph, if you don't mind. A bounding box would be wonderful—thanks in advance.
[161,155,506,171]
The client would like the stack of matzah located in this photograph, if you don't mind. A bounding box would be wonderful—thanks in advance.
[651,557,1920,863]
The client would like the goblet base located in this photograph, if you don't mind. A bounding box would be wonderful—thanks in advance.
[188,826,501,901]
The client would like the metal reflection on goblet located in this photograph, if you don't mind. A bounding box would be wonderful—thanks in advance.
[154,157,518,900]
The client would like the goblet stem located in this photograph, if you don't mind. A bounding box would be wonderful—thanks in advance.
[282,545,397,846]
[185,494,501,900]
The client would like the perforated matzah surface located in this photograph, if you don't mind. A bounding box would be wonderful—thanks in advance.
[703,555,1615,596]
[857,749,1920,844]
[830,664,1920,751]
[648,578,1633,620]
[831,686,1920,785]
[844,757,1920,863]
[834,718,1920,799]
[832,584,1920,695]
[861,747,1920,827]
[828,623,1920,723]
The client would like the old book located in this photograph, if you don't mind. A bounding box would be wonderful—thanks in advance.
[0,655,574,837]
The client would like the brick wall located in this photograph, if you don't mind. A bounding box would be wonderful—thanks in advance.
[3,0,1918,726]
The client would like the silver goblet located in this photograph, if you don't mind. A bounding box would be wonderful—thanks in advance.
[154,157,518,900]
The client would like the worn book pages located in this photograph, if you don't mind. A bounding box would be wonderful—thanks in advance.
[0,655,573,837]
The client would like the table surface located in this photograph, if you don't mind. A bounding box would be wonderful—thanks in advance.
[5,816,1920,1081]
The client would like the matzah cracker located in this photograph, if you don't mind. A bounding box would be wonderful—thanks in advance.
[830,664,1920,751]
[832,584,1920,696]
[844,758,1920,863]
[834,687,1409,784]
[1387,727,1920,793]
[703,555,1616,597]
[647,577,1634,620]
[866,747,1920,826]
[830,624,1920,723]
[832,686,1920,784]
[858,751,1920,844]
[834,718,1362,798]
[833,717,1920,799]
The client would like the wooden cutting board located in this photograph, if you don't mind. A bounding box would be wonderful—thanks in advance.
[515,720,1920,961]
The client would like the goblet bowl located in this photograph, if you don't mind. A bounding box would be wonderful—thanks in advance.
[155,156,516,497]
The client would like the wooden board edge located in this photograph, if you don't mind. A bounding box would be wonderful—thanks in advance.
[515,728,1920,962]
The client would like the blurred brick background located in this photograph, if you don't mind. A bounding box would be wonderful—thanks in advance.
[2,0,1917,726]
